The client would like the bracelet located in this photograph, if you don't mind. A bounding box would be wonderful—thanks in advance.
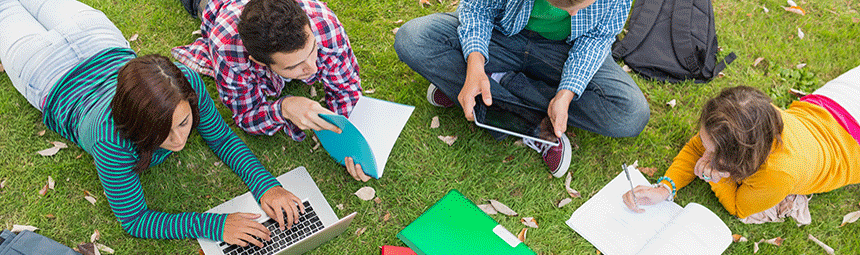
[656,176,677,202]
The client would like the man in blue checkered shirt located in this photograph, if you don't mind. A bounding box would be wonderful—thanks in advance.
[395,0,649,177]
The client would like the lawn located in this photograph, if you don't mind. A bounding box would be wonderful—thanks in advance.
[1,0,859,254]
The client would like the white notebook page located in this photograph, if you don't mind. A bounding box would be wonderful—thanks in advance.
[348,97,414,176]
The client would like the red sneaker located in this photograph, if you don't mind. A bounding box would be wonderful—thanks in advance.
[426,84,455,108]
[523,135,571,178]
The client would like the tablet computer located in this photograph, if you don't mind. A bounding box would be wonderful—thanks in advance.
[472,97,559,146]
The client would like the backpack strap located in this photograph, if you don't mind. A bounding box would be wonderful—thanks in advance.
[712,52,737,77]
[670,0,699,73]
[613,0,665,58]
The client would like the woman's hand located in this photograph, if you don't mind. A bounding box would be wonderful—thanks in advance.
[223,213,271,247]
[694,152,731,183]
[345,157,370,182]
[622,185,671,213]
[259,186,306,230]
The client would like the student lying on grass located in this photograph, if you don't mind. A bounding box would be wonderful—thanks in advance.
[1,0,303,248]
[621,67,860,219]
[172,0,370,182]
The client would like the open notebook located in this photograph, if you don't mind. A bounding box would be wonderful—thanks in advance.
[314,96,414,179]
[565,166,732,255]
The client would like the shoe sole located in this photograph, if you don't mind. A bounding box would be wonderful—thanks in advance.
[551,135,572,178]
[426,84,447,107]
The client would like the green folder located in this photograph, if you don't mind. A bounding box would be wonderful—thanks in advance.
[397,190,536,255]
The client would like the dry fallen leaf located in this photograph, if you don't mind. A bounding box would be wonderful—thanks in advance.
[37,130,46,136]
[354,227,367,236]
[762,6,770,13]
[393,19,404,24]
[0,63,4,73]
[11,225,38,233]
[419,0,431,7]
[638,167,658,177]
[753,57,765,67]
[91,229,101,242]
[521,217,539,228]
[503,155,515,163]
[77,243,98,255]
[717,72,726,78]
[430,116,440,129]
[796,63,807,69]
[622,65,632,73]
[789,88,809,97]
[517,228,527,242]
[391,27,400,35]
[312,136,320,152]
[784,6,806,15]
[732,234,748,242]
[808,234,835,255]
[513,140,525,147]
[489,200,518,216]
[437,135,457,146]
[754,241,760,253]
[786,0,798,6]
[44,214,56,220]
[797,27,805,39]
[336,204,344,210]
[309,85,317,97]
[762,237,784,246]
[564,172,581,198]
[478,204,498,215]
[191,29,203,36]
[51,141,68,149]
[666,99,677,108]
[48,176,55,190]
[365,89,376,94]
[382,212,391,222]
[39,183,49,196]
[95,243,115,254]
[214,161,222,167]
[37,146,61,157]
[557,198,573,208]
[0,179,6,189]
[76,153,84,159]
[354,186,376,201]
[840,210,860,226]
[373,197,382,204]
[85,195,97,205]
[128,33,139,42]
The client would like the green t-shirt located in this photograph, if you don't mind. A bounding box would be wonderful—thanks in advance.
[524,0,572,41]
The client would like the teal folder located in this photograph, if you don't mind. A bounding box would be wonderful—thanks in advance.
[314,114,378,178]
[397,190,536,255]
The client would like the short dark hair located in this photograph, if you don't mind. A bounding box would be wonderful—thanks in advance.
[112,55,200,174]
[238,0,311,65]
[699,86,783,181]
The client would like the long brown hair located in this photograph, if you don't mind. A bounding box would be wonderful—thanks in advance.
[111,55,200,174]
[699,86,783,181]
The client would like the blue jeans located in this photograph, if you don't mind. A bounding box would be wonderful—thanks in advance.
[0,0,128,111]
[394,12,649,138]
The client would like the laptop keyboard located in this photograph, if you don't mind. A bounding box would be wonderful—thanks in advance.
[219,201,324,255]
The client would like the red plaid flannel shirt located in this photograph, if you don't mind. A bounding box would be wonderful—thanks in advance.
[171,0,361,141]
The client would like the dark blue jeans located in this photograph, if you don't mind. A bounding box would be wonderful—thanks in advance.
[394,12,650,138]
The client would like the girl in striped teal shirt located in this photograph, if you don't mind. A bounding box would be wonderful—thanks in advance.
[1,0,301,248]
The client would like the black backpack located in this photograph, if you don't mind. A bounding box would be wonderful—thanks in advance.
[612,0,736,83]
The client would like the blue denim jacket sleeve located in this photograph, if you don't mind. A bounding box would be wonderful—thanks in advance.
[561,0,632,100]
[457,0,504,63]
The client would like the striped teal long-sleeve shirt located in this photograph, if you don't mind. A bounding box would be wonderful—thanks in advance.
[42,48,281,241]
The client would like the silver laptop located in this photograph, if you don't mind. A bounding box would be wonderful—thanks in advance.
[198,166,357,255]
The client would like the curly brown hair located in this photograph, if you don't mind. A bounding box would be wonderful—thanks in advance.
[699,86,783,181]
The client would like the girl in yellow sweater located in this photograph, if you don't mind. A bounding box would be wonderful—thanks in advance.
[622,65,860,219]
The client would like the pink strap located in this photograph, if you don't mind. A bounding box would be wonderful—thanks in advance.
[801,95,860,145]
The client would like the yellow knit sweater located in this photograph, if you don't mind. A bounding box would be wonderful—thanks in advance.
[663,101,860,218]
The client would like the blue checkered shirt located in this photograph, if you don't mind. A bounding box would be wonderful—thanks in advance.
[458,0,632,100]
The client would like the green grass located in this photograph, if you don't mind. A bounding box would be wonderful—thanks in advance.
[1,0,859,254]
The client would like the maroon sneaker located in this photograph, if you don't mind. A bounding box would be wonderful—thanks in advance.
[426,84,455,108]
[523,135,571,178]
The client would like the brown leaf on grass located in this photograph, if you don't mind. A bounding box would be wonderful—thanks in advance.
[753,57,765,67]
[44,214,56,220]
[336,204,344,210]
[191,30,203,36]
[808,234,835,255]
[419,0,431,7]
[354,186,376,201]
[717,72,726,78]
[373,197,382,204]
[365,89,376,94]
[0,63,4,72]
[666,99,677,108]
[789,88,809,97]
[91,229,100,243]
[437,135,457,146]
[638,167,659,177]
[214,161,222,167]
[95,243,114,254]
[37,146,61,157]
[840,210,860,226]
[76,243,97,255]
[391,27,400,35]
[753,241,760,253]
[382,212,391,222]
[783,6,806,15]
[762,237,784,246]
[128,33,139,42]
[39,183,49,196]
[762,6,769,13]
[622,65,632,73]
[354,227,367,236]
[76,153,84,159]
[513,140,525,147]
[516,228,527,242]
[0,179,6,189]
[732,234,748,242]
[51,141,68,149]
[564,172,581,198]
[796,63,807,69]
[797,27,805,39]
[48,176,55,190]
[84,191,97,205]
[489,200,518,216]
[520,217,539,228]
[430,116,440,129]
[557,198,573,208]
[393,19,404,24]
[11,225,38,233]
[309,85,317,97]
[312,136,320,152]
[478,204,498,215]
[37,130,46,136]
[503,155,515,163]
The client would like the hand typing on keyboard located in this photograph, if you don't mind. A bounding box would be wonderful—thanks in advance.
[220,201,324,255]
[223,213,271,248]
[259,186,306,230]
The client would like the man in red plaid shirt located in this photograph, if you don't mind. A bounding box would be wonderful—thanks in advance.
[172,0,369,182]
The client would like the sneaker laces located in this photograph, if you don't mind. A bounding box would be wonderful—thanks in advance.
[522,137,553,157]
